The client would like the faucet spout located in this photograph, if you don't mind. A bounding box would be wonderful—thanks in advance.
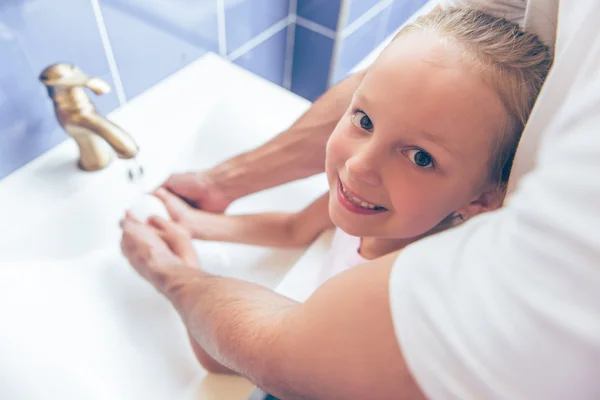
[75,113,139,159]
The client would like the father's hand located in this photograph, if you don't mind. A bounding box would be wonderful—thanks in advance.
[120,213,199,289]
[161,171,233,213]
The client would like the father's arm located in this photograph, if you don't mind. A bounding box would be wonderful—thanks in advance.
[163,71,365,211]
[206,71,364,200]
[159,253,426,400]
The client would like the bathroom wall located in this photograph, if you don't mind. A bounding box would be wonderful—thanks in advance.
[0,0,427,179]
[291,0,428,101]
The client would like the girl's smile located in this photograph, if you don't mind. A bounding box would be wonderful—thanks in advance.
[336,178,388,215]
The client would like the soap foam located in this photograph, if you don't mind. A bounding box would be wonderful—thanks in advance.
[128,194,170,222]
[128,194,232,268]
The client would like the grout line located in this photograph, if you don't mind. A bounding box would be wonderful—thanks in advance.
[227,17,290,62]
[327,0,350,86]
[349,0,437,74]
[89,0,127,106]
[295,16,337,40]
[375,0,393,45]
[216,0,227,56]
[341,0,393,39]
[283,0,298,90]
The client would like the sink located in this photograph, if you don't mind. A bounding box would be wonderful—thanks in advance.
[0,54,328,399]
[0,253,199,399]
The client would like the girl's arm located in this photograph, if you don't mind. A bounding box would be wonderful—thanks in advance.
[150,190,333,374]
[154,188,333,248]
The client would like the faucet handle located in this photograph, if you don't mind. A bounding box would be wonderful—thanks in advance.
[85,77,111,95]
[39,63,111,95]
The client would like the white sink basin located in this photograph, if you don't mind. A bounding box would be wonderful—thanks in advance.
[0,253,199,399]
[0,54,328,399]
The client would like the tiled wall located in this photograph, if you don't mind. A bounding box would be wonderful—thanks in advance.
[0,0,121,179]
[0,0,427,179]
[292,0,428,99]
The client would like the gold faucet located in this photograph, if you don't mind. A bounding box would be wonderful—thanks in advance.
[39,64,139,171]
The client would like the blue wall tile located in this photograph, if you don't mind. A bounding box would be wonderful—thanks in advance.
[296,0,342,31]
[0,0,120,179]
[290,26,335,101]
[233,26,288,86]
[102,0,220,50]
[101,1,218,99]
[332,4,389,84]
[384,0,427,37]
[345,0,381,27]
[225,0,289,54]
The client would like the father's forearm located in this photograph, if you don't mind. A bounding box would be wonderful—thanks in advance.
[206,71,366,202]
[157,267,296,383]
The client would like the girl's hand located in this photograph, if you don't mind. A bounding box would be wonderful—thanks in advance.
[120,213,199,288]
[153,188,222,241]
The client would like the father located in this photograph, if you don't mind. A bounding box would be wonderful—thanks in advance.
[121,0,600,399]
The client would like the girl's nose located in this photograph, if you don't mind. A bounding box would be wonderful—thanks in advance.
[345,153,382,186]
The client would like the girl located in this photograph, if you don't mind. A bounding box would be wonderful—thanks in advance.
[138,7,551,373]
[151,8,550,282]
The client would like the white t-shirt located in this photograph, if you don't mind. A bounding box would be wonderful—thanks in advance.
[276,228,368,302]
[318,228,367,285]
[390,1,600,399]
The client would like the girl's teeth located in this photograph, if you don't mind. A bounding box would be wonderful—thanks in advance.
[341,183,383,210]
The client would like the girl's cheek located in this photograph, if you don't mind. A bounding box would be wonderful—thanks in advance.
[385,171,427,215]
[385,178,407,213]
[327,125,354,166]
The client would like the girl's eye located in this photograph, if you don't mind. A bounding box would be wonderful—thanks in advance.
[351,110,373,131]
[405,149,434,168]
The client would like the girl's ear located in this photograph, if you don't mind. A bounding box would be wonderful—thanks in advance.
[455,184,506,220]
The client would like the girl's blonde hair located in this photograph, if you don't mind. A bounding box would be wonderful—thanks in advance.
[396,8,552,186]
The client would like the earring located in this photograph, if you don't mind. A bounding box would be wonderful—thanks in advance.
[454,212,465,221]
